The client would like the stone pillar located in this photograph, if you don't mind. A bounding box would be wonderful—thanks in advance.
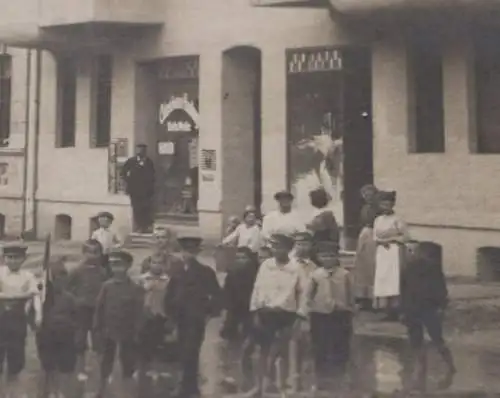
[198,49,223,241]
[260,46,287,215]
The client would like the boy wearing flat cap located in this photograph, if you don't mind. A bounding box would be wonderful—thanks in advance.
[0,243,42,397]
[94,249,144,398]
[91,211,122,273]
[289,231,317,391]
[261,191,305,247]
[307,241,354,391]
[164,236,222,398]
[247,234,306,397]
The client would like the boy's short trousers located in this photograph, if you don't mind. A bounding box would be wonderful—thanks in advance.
[36,330,77,373]
[252,310,296,346]
[75,306,100,353]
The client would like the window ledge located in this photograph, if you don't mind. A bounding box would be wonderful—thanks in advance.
[0,148,25,157]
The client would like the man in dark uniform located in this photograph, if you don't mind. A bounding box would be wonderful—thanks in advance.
[0,243,42,397]
[164,236,222,398]
[121,144,156,233]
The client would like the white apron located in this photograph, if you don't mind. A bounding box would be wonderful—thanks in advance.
[373,243,401,298]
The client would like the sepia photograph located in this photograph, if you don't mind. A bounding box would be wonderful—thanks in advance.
[0,0,499,397]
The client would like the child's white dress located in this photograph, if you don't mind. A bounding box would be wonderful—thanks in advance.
[373,213,409,298]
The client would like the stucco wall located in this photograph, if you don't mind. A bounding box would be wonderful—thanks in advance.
[372,35,500,276]
[26,0,354,241]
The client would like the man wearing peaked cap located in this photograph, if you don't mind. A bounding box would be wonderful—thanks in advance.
[177,236,203,253]
[107,249,134,265]
[165,234,221,398]
[269,234,295,249]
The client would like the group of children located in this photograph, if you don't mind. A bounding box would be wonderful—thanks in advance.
[222,230,355,397]
[222,228,457,397]
[0,209,192,398]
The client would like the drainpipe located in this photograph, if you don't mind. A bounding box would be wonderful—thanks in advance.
[21,49,32,233]
[31,49,42,236]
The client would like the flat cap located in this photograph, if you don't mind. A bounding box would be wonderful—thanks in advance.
[269,234,294,248]
[293,231,313,242]
[178,236,203,250]
[108,249,134,264]
[274,190,294,201]
[97,211,114,221]
[314,240,339,254]
[3,242,28,256]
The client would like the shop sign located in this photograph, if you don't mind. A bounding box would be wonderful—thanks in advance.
[159,94,199,133]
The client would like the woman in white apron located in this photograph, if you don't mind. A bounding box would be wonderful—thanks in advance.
[373,191,409,321]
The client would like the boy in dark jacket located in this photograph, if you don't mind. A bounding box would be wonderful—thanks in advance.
[36,260,78,398]
[94,249,144,398]
[401,240,456,392]
[67,239,108,380]
[220,247,259,341]
[164,236,222,398]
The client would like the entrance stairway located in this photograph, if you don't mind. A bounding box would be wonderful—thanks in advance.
[124,214,201,249]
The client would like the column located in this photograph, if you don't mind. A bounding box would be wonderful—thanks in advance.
[198,49,223,241]
[260,46,287,214]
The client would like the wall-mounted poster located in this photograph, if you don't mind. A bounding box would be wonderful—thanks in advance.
[108,138,129,194]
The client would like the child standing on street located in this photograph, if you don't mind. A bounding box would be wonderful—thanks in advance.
[220,247,259,341]
[138,253,172,378]
[0,243,42,398]
[248,234,307,398]
[289,232,317,392]
[401,240,456,392]
[307,241,355,391]
[91,211,122,273]
[67,239,108,381]
[94,249,144,398]
[36,260,78,398]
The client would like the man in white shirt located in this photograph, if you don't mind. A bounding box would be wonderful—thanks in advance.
[261,191,305,246]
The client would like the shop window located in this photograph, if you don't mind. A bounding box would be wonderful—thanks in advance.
[56,56,77,148]
[91,55,112,148]
[409,38,445,153]
[0,53,12,147]
[475,34,500,154]
[54,214,72,240]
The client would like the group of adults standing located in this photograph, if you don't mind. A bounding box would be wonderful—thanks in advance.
[354,184,409,319]
[222,187,341,257]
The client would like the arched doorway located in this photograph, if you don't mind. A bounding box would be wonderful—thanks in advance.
[221,46,262,224]
[55,214,72,240]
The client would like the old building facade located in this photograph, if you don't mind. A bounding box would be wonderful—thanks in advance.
[0,0,500,276]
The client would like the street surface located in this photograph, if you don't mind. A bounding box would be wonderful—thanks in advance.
[6,242,500,397]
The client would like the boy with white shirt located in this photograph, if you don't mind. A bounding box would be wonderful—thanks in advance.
[91,212,122,273]
[261,191,305,247]
[247,234,306,398]
[0,243,42,398]
[307,241,355,391]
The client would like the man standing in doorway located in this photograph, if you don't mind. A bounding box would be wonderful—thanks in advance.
[122,144,156,233]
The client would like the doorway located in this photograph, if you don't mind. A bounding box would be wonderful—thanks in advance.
[153,57,200,220]
[286,47,373,249]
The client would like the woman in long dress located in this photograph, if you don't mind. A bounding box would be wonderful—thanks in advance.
[354,184,380,310]
[373,190,410,321]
